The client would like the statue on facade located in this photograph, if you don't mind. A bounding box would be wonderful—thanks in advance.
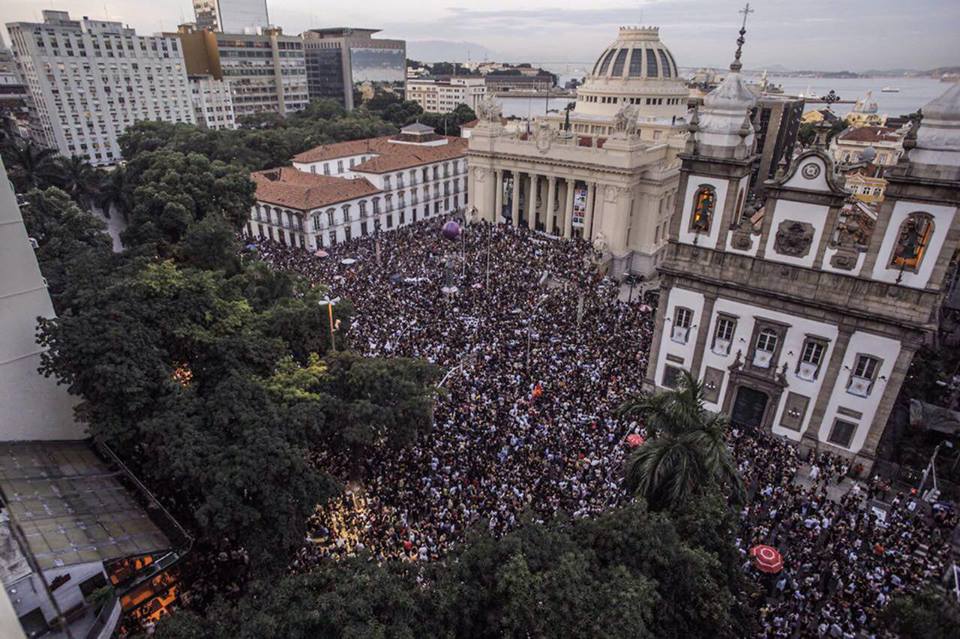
[476,94,503,123]
[613,104,640,137]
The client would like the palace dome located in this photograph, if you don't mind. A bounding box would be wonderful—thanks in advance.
[573,27,689,122]
[588,27,680,81]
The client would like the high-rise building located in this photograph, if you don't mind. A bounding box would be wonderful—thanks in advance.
[189,74,236,129]
[5,11,194,166]
[647,28,960,470]
[191,0,270,34]
[751,95,804,190]
[176,24,307,118]
[406,77,486,114]
[302,28,406,110]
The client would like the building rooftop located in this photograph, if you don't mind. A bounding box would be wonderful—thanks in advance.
[292,135,467,174]
[836,126,902,144]
[0,442,169,572]
[252,167,380,211]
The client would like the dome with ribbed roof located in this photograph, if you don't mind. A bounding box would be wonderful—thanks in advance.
[573,27,688,122]
[589,27,680,80]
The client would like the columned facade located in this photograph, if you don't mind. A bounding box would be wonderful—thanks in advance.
[467,121,682,277]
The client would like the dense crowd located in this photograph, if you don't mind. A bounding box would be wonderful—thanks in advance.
[256,219,654,564]
[734,429,957,638]
[253,217,956,637]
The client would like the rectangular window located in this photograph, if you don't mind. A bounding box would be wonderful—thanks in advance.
[797,338,827,381]
[662,364,683,389]
[848,354,880,397]
[671,307,693,344]
[828,419,857,448]
[712,316,736,355]
[753,328,779,368]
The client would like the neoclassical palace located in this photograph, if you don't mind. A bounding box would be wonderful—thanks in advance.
[648,32,960,469]
[466,27,688,277]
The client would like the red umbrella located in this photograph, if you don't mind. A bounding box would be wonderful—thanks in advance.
[314,249,329,258]
[750,544,783,574]
[626,433,645,448]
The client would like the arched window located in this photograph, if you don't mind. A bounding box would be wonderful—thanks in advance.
[689,185,716,233]
[890,212,934,272]
[341,204,351,223]
[359,200,368,217]
[326,208,335,227]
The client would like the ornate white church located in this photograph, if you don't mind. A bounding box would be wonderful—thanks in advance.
[647,35,960,467]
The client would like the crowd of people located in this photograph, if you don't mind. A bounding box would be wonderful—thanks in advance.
[733,429,957,637]
[254,217,956,637]
[257,219,655,564]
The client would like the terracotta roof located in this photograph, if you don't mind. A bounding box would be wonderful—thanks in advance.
[837,126,901,144]
[251,167,380,211]
[352,137,468,174]
[290,135,467,172]
[291,136,394,164]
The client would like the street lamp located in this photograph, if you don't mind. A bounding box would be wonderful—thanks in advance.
[318,295,341,351]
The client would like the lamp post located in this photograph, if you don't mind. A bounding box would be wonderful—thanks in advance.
[526,294,549,370]
[318,295,341,351]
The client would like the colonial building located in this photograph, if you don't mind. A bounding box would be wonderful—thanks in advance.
[466,26,688,277]
[831,125,904,167]
[648,67,960,469]
[245,123,468,249]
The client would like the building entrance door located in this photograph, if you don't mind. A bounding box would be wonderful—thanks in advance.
[730,386,768,429]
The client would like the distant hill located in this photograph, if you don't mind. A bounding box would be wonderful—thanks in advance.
[406,40,498,63]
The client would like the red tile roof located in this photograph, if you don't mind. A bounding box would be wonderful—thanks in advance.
[291,135,467,174]
[251,167,380,211]
[837,126,901,144]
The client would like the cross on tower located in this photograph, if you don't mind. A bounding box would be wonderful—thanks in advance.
[730,2,754,72]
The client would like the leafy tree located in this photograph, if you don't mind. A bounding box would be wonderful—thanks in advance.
[178,213,243,272]
[154,501,747,639]
[618,371,744,510]
[121,150,255,252]
[881,588,960,639]
[19,187,114,310]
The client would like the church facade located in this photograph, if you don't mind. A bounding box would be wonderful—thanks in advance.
[648,67,960,468]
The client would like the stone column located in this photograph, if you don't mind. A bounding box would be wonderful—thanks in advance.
[527,174,538,230]
[494,169,504,224]
[688,292,717,378]
[583,182,596,240]
[511,170,522,227]
[800,326,853,449]
[856,342,919,466]
[546,176,557,235]
[563,178,575,239]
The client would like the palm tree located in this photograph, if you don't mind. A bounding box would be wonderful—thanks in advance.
[618,371,744,510]
[3,141,60,191]
[94,165,127,218]
[54,155,100,207]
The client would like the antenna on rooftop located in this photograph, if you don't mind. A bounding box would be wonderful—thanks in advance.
[103,3,111,19]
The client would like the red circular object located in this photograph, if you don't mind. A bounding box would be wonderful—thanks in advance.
[749,544,784,574]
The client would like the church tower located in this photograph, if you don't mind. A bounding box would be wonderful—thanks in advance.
[646,15,960,470]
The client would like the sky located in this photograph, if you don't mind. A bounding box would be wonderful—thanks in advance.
[2,0,958,71]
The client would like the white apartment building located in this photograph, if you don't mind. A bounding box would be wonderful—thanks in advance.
[406,77,486,114]
[189,74,236,130]
[246,123,468,249]
[6,11,194,167]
